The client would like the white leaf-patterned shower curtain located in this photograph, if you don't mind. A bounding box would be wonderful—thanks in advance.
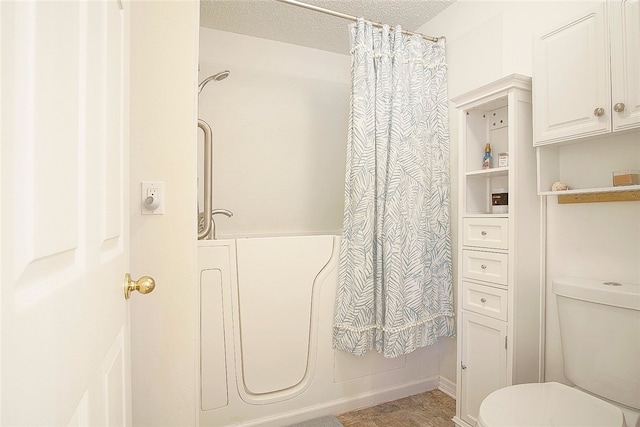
[333,20,454,358]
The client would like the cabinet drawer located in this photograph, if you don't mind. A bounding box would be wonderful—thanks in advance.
[463,217,509,250]
[462,281,508,321]
[462,250,508,286]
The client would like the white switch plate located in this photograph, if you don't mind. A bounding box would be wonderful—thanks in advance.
[141,181,164,215]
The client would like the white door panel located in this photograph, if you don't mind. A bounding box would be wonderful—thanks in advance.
[1,1,131,425]
[533,4,610,144]
[460,312,507,426]
[611,0,640,131]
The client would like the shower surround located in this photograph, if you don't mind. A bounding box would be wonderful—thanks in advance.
[197,27,449,426]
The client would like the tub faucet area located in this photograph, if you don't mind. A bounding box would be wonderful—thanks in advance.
[199,208,233,240]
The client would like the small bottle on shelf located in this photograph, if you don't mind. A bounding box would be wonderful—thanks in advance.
[482,143,492,169]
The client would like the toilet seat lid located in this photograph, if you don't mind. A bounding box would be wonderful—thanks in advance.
[476,382,625,427]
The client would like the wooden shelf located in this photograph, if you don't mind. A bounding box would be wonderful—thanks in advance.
[540,184,640,196]
[556,189,640,204]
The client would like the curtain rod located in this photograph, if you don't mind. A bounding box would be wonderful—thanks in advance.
[275,0,441,43]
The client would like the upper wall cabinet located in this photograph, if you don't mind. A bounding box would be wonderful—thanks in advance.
[533,0,640,146]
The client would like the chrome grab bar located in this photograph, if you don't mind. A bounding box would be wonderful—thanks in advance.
[197,119,213,240]
[198,208,233,240]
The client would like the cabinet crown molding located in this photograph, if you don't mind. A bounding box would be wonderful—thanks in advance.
[451,74,532,109]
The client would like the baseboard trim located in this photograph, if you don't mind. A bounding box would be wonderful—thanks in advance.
[438,375,456,399]
[453,415,473,427]
[239,377,440,427]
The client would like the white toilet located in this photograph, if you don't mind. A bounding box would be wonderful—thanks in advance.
[477,276,640,427]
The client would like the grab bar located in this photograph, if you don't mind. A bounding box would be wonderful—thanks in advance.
[198,208,234,240]
[197,119,213,240]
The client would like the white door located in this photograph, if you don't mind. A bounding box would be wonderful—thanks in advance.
[611,0,640,131]
[459,311,507,426]
[533,3,611,145]
[1,1,133,425]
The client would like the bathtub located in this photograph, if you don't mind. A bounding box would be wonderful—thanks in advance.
[197,235,444,426]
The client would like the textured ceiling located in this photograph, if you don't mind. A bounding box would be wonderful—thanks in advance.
[200,0,455,55]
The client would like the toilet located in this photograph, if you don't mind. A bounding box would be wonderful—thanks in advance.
[477,276,640,427]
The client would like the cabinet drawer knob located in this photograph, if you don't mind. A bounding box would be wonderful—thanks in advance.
[480,297,487,303]
[481,231,487,236]
[614,102,625,112]
[593,107,605,117]
[481,264,487,270]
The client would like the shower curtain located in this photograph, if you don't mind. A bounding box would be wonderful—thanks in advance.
[333,20,454,358]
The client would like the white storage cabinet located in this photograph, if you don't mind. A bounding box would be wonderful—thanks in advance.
[533,1,640,144]
[533,0,640,200]
[452,75,543,427]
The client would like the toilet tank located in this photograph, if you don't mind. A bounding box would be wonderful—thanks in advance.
[553,277,640,410]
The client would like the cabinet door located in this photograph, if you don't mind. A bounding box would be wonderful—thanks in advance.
[533,3,610,145]
[611,0,640,131]
[459,312,507,426]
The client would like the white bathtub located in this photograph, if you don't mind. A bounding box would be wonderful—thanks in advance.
[197,235,444,426]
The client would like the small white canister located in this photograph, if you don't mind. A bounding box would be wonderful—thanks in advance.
[498,152,509,167]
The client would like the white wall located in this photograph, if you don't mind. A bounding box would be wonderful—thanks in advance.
[420,0,640,386]
[129,2,199,426]
[198,28,349,238]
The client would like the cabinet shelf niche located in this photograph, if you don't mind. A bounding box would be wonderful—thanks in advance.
[536,132,640,197]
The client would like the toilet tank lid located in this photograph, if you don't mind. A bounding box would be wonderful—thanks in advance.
[553,276,640,311]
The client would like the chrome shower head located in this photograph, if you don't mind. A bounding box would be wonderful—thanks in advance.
[198,70,230,94]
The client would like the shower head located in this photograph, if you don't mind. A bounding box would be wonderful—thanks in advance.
[198,70,230,94]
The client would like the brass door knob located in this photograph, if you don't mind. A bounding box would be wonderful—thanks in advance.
[124,273,156,299]
[593,107,605,117]
[613,102,625,112]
